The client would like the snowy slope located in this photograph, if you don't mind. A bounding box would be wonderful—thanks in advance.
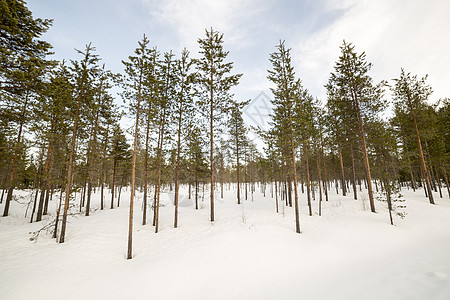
[1,185,449,300]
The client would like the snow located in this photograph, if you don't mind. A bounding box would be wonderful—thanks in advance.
[1,184,450,300]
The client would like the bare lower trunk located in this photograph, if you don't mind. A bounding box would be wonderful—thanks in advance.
[440,163,449,198]
[350,145,357,200]
[59,92,82,243]
[409,167,416,191]
[434,166,442,198]
[316,146,323,216]
[410,98,434,204]
[303,136,312,216]
[111,158,117,209]
[3,89,29,217]
[53,188,64,239]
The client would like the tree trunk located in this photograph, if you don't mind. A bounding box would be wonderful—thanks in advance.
[303,137,312,217]
[409,97,434,204]
[336,128,346,197]
[174,89,184,228]
[127,63,144,259]
[37,139,54,221]
[143,106,151,226]
[3,88,29,217]
[434,166,443,198]
[320,134,329,202]
[155,105,167,233]
[350,144,357,200]
[53,188,64,239]
[59,87,82,243]
[315,146,323,216]
[111,157,117,209]
[409,166,416,191]
[440,163,449,198]
[289,120,301,233]
[352,93,375,212]
[195,170,198,210]
[236,139,241,204]
[86,100,101,217]
[209,69,215,222]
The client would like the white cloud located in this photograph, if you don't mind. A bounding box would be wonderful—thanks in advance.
[292,0,450,102]
[143,0,265,52]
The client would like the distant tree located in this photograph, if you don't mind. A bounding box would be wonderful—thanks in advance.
[227,99,249,204]
[186,123,208,210]
[110,124,131,209]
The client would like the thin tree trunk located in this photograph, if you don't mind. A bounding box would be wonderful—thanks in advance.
[409,98,434,204]
[320,133,329,202]
[434,166,443,198]
[111,157,117,209]
[419,163,428,197]
[3,88,29,217]
[59,86,83,243]
[37,139,54,221]
[336,128,346,197]
[86,106,100,216]
[350,144,357,200]
[117,185,122,207]
[236,137,241,204]
[289,122,301,233]
[195,170,198,210]
[155,105,167,233]
[53,188,64,239]
[143,106,151,226]
[303,137,312,217]
[315,146,323,216]
[174,84,184,228]
[153,128,162,226]
[409,166,416,191]
[127,60,144,259]
[209,68,215,222]
[440,163,449,198]
[100,126,109,211]
[287,173,292,207]
[352,93,375,212]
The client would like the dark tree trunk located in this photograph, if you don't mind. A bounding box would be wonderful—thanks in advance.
[409,97,434,204]
[350,145,357,200]
[3,88,29,217]
[303,136,312,217]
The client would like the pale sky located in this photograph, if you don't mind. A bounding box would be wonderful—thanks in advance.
[29,0,450,108]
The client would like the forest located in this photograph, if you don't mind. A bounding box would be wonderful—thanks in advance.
[1,0,449,263]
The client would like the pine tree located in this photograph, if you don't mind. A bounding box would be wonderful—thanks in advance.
[141,46,159,226]
[327,41,386,213]
[122,35,152,259]
[154,51,176,233]
[173,48,195,228]
[392,69,435,204]
[59,44,100,243]
[196,28,242,222]
[267,40,302,233]
[228,99,249,204]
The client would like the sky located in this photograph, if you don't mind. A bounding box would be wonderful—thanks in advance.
[28,0,450,127]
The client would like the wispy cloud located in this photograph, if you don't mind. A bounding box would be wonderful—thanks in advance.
[292,0,450,102]
[144,0,266,51]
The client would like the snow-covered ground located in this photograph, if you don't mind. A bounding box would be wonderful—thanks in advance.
[1,184,449,300]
